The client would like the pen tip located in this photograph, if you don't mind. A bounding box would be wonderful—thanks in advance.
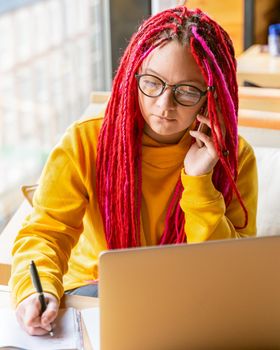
[49,330,54,337]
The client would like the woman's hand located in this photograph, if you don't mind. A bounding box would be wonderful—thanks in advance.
[184,112,226,176]
[16,292,59,335]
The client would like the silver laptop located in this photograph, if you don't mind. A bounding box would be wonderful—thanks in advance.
[97,235,280,349]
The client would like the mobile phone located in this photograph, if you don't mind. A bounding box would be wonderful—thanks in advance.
[196,107,210,148]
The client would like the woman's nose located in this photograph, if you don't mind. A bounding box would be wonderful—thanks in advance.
[156,87,176,110]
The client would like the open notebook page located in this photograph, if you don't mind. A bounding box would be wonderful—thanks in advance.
[0,307,83,350]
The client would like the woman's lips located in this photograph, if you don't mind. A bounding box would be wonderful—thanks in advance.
[154,115,176,121]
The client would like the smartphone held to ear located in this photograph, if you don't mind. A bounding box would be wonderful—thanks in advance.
[196,107,210,148]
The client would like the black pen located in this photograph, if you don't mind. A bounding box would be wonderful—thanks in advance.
[30,260,54,336]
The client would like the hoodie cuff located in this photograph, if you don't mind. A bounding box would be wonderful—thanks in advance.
[180,169,222,206]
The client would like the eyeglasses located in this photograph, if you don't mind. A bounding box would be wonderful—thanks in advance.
[135,73,210,107]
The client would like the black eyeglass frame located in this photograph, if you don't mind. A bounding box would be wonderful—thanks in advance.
[135,73,214,107]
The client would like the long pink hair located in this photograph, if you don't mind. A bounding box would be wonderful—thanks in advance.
[96,6,248,249]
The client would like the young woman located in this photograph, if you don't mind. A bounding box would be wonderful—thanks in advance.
[10,6,257,335]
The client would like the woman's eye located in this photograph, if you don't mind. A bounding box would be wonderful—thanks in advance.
[177,87,199,97]
[144,80,160,88]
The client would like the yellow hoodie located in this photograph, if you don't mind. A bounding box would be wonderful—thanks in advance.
[9,114,257,305]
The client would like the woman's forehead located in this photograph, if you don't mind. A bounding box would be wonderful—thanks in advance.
[140,40,206,86]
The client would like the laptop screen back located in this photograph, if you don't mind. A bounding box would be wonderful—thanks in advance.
[99,236,280,350]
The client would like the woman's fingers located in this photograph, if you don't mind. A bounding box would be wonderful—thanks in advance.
[41,296,58,328]
[196,113,210,127]
[25,324,52,336]
[190,130,215,153]
[17,297,49,335]
[16,292,59,336]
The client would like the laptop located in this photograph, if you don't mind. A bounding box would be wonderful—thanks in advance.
[92,235,280,349]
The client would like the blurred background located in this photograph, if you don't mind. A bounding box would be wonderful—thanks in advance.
[0,0,111,230]
[0,0,280,231]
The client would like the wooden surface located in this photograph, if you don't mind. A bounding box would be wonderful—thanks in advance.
[238,109,280,130]
[237,45,280,88]
[0,285,98,350]
[238,85,280,129]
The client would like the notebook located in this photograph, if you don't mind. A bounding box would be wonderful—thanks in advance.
[0,307,83,350]
[94,235,280,350]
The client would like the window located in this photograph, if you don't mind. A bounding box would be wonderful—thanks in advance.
[0,0,111,230]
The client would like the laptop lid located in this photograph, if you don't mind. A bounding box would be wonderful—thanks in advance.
[99,235,280,350]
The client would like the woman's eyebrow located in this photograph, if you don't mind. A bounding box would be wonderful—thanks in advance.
[145,68,164,77]
[145,68,204,86]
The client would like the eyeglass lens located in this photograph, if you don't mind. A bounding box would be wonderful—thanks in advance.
[138,74,202,106]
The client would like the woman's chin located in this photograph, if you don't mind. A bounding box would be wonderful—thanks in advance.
[144,124,187,143]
